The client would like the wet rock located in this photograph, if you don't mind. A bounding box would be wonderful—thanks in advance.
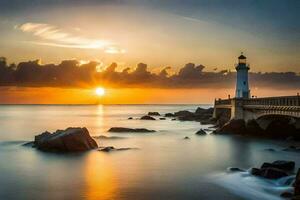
[171,118,176,121]
[264,148,276,152]
[195,129,207,135]
[33,127,98,152]
[148,112,160,116]
[215,119,246,135]
[183,136,190,140]
[159,118,166,120]
[261,160,295,171]
[283,146,300,152]
[98,146,137,152]
[93,135,126,139]
[140,115,156,120]
[165,113,175,117]
[251,167,288,179]
[227,167,245,172]
[174,110,194,117]
[281,192,294,198]
[128,117,133,120]
[22,141,35,147]
[108,127,155,133]
[295,168,300,196]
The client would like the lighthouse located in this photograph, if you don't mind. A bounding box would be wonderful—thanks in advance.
[235,53,250,98]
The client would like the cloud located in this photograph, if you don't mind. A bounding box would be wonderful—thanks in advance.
[0,57,299,90]
[17,22,125,53]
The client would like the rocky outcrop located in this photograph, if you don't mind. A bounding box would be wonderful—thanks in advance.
[108,127,155,133]
[195,129,207,135]
[250,160,295,179]
[159,117,166,120]
[261,160,295,171]
[214,119,246,135]
[33,127,98,152]
[148,112,160,116]
[165,113,175,117]
[140,115,156,120]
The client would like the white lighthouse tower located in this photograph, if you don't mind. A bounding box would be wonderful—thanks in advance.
[235,53,250,98]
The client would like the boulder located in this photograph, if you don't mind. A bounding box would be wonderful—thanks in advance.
[148,112,160,116]
[227,167,245,172]
[295,169,300,196]
[33,127,98,152]
[251,167,288,179]
[108,127,155,133]
[215,119,246,135]
[128,117,133,120]
[261,160,295,171]
[159,117,166,120]
[195,129,207,135]
[98,146,137,152]
[174,110,194,117]
[183,136,190,140]
[165,113,175,117]
[140,115,156,120]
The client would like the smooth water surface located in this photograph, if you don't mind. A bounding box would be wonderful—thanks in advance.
[0,105,299,200]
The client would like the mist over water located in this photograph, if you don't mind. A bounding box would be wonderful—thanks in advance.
[0,105,299,200]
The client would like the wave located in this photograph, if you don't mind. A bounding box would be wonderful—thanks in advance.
[211,170,294,200]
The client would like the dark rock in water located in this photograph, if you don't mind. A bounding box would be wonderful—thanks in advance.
[108,127,155,133]
[22,141,35,147]
[183,136,190,140]
[98,146,137,152]
[148,112,160,116]
[171,118,176,121]
[33,127,98,152]
[174,110,194,117]
[264,148,276,152]
[282,146,300,152]
[93,135,126,139]
[195,107,214,115]
[195,129,207,135]
[215,119,246,135]
[128,117,133,120]
[227,167,245,172]
[165,113,175,117]
[159,117,166,120]
[261,160,295,171]
[99,146,115,152]
[251,167,288,179]
[280,192,294,198]
[140,115,156,120]
[295,168,300,196]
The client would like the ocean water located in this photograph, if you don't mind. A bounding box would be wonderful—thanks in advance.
[0,104,299,200]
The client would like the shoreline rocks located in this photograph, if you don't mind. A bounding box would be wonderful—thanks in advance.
[108,127,156,133]
[32,127,98,152]
[148,112,160,116]
[140,115,156,120]
[98,146,138,152]
[195,129,207,135]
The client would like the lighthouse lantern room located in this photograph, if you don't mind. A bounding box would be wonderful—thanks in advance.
[235,53,250,99]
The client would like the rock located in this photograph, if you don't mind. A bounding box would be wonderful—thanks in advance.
[215,119,246,135]
[159,117,166,120]
[174,110,194,117]
[252,167,289,179]
[281,192,294,198]
[165,113,175,117]
[261,160,295,171]
[195,129,207,135]
[292,196,300,200]
[140,115,156,120]
[195,107,214,115]
[295,168,300,196]
[98,146,137,152]
[128,117,133,120]
[22,141,35,147]
[98,146,115,152]
[171,118,176,121]
[33,127,98,152]
[108,127,155,133]
[93,135,126,139]
[282,146,300,152]
[264,148,276,152]
[148,112,160,116]
[183,136,190,140]
[227,167,245,172]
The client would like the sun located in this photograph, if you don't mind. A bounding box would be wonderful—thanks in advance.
[95,87,105,96]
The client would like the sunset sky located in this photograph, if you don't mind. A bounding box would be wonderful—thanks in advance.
[0,0,299,104]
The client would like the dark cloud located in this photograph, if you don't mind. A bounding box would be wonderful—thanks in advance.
[0,57,299,89]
